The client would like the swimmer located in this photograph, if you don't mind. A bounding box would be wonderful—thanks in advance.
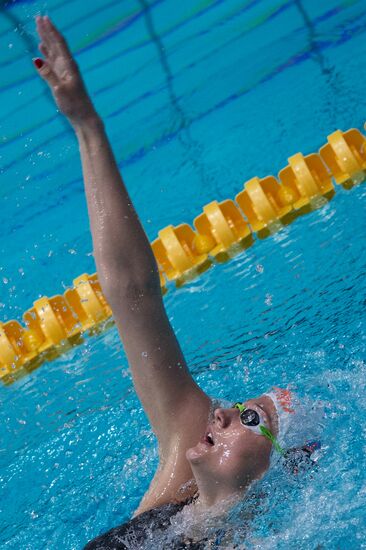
[33,17,320,548]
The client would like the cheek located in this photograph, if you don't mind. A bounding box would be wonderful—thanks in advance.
[218,431,272,470]
[213,431,249,466]
[246,437,272,470]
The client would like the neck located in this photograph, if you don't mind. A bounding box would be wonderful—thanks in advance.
[192,471,251,509]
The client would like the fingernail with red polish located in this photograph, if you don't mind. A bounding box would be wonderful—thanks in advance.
[34,58,44,69]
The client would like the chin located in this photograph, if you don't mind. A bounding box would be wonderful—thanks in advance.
[186,442,209,464]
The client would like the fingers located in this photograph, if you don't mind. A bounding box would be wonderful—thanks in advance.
[36,15,73,62]
[37,15,72,59]
[33,58,59,88]
[36,16,52,52]
[46,17,72,56]
[39,42,49,59]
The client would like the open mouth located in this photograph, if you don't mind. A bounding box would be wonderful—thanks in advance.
[204,430,214,446]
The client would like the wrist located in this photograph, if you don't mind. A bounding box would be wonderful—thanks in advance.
[72,112,104,135]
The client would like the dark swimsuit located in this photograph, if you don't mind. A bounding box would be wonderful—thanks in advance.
[83,500,224,549]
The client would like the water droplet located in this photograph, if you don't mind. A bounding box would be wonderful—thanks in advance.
[265,293,273,306]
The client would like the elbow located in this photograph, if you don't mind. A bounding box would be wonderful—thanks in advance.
[100,270,162,306]
[95,251,162,305]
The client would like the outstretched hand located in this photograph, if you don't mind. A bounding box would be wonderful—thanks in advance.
[34,16,97,125]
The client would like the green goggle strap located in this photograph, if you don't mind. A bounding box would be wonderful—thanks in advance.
[234,402,246,413]
[259,425,285,455]
[234,403,285,455]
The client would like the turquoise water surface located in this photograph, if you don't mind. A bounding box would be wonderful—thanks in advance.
[1,0,366,548]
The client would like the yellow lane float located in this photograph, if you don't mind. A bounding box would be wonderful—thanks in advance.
[235,176,295,237]
[279,152,335,211]
[193,200,253,260]
[65,273,112,330]
[25,296,82,345]
[0,321,35,376]
[1,125,365,382]
[319,129,366,188]
[152,224,211,283]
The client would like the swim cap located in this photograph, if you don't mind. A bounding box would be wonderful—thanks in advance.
[265,387,324,462]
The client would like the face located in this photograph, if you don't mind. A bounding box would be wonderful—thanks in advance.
[186,395,278,490]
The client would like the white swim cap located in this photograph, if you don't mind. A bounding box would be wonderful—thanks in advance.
[265,387,324,454]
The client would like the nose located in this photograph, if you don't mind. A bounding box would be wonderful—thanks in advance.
[214,407,233,428]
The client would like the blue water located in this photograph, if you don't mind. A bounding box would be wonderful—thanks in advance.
[1,0,366,548]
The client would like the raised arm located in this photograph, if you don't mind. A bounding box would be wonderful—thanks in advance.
[34,17,211,454]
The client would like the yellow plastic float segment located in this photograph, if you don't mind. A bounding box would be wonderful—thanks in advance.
[23,308,54,354]
[64,288,98,331]
[319,129,366,186]
[235,176,293,235]
[0,320,41,375]
[26,295,81,347]
[193,200,252,258]
[21,327,45,354]
[88,273,112,315]
[158,270,168,294]
[64,274,111,329]
[192,233,216,255]
[151,238,173,280]
[152,224,210,282]
[236,177,274,233]
[0,321,21,375]
[279,153,334,210]
[259,176,297,219]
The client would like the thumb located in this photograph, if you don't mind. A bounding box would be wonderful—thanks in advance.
[33,58,59,88]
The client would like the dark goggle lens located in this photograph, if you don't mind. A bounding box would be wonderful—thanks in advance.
[240,408,260,426]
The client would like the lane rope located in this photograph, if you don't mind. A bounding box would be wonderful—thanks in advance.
[1,127,365,383]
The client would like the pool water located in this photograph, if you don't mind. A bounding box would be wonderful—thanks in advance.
[1,0,366,548]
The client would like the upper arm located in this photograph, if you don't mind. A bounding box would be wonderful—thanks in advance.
[107,283,210,450]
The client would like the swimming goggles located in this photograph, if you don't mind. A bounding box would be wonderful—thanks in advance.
[233,402,284,455]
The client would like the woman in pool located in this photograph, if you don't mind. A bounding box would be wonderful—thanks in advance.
[33,16,319,548]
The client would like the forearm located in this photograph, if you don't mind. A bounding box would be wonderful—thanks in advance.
[73,115,160,293]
